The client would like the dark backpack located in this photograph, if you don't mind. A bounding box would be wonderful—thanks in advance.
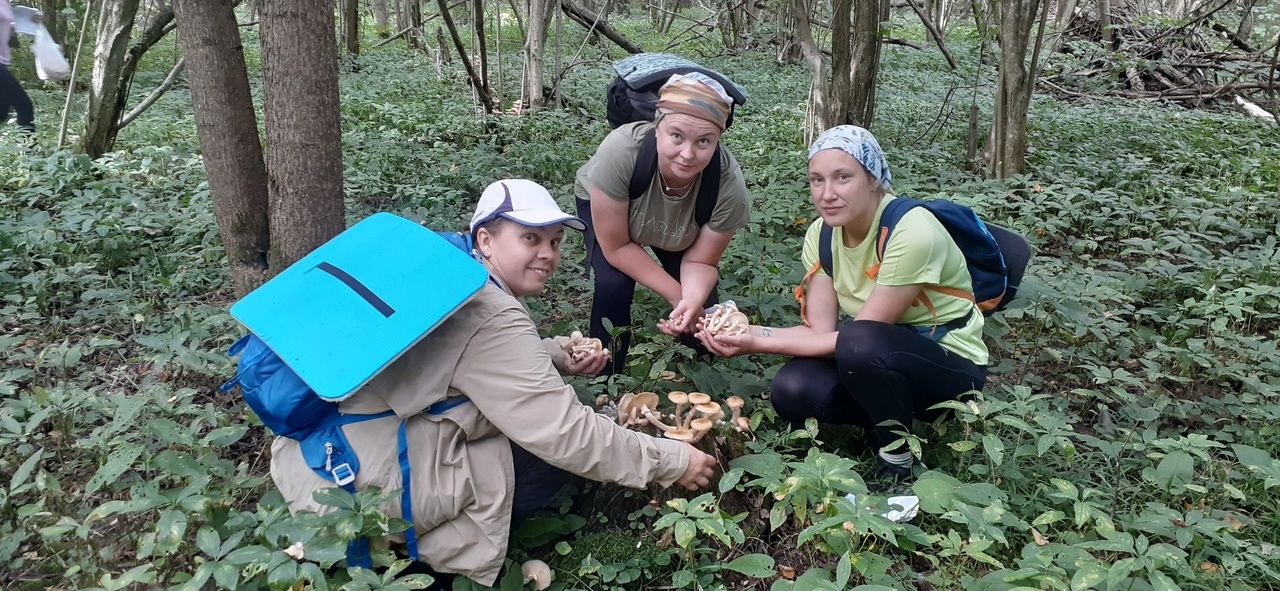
[220,230,479,568]
[605,53,748,227]
[800,198,1030,337]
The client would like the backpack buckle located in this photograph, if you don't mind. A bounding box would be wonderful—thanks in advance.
[331,462,356,487]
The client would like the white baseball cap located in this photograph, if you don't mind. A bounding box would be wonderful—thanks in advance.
[468,179,586,232]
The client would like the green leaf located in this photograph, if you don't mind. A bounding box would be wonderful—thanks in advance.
[84,443,144,495]
[1071,562,1107,591]
[731,453,785,478]
[671,569,696,587]
[196,526,221,558]
[674,519,696,548]
[312,487,356,510]
[719,467,744,493]
[10,448,44,492]
[1149,570,1180,591]
[721,554,776,578]
[224,545,270,565]
[982,433,1005,466]
[1152,450,1194,490]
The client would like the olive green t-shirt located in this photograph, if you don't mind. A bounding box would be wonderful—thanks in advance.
[574,121,751,252]
[800,196,989,366]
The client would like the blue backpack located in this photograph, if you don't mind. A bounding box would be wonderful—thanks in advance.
[798,198,1030,338]
[220,231,478,568]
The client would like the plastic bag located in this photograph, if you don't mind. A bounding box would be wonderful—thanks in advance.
[33,26,71,81]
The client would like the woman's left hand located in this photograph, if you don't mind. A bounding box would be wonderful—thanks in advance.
[658,298,703,336]
[563,348,610,376]
[694,327,755,358]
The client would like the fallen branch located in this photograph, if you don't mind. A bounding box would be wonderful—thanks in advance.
[116,56,185,131]
[1235,95,1276,124]
[559,0,642,53]
[903,0,958,69]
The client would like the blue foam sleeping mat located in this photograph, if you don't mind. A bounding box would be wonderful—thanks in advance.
[229,212,488,401]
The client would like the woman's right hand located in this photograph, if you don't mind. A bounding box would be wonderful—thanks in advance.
[675,446,717,491]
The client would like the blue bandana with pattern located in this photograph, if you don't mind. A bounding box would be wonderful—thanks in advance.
[807,125,892,190]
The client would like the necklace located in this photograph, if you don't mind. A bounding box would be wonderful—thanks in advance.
[659,171,692,195]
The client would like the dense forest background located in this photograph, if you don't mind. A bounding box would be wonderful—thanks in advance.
[1,0,1278,589]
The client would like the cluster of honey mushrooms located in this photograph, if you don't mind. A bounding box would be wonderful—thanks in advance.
[615,391,749,442]
[561,331,608,363]
[703,302,749,336]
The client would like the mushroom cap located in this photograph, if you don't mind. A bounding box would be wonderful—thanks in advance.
[618,392,659,419]
[687,392,711,406]
[663,428,698,442]
[725,395,745,408]
[667,391,689,404]
[690,418,714,432]
[520,559,553,590]
[694,402,720,414]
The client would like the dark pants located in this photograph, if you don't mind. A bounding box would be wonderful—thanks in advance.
[576,198,718,375]
[0,65,35,132]
[770,320,987,452]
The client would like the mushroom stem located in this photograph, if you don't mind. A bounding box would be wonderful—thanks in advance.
[642,407,674,432]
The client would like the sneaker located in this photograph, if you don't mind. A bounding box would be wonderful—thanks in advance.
[865,458,912,493]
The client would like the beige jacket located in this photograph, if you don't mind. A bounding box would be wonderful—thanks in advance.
[270,279,689,585]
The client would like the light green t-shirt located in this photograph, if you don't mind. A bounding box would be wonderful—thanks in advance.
[800,196,989,366]
[574,121,751,252]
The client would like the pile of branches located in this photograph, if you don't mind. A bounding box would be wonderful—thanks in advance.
[1040,1,1279,112]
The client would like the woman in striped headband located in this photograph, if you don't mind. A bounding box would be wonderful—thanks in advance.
[696,125,989,491]
[573,72,751,374]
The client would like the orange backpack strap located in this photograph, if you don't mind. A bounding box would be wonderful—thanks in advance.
[794,260,825,328]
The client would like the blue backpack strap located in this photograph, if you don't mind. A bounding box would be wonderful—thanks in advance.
[397,420,419,561]
[873,197,925,262]
[629,129,721,227]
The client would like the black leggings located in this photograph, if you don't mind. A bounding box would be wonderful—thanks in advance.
[771,319,987,451]
[576,198,718,375]
[0,65,35,132]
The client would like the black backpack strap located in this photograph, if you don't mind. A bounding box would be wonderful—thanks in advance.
[629,130,658,200]
[694,144,722,227]
[818,223,834,277]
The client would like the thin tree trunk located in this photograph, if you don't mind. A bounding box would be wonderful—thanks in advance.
[832,0,880,127]
[1098,0,1110,45]
[522,0,551,106]
[374,0,389,31]
[41,0,64,44]
[472,0,489,86]
[439,0,496,111]
[81,0,141,158]
[115,56,185,130]
[344,0,361,55]
[988,0,1050,178]
[261,0,347,268]
[793,0,829,140]
[828,0,853,127]
[173,0,271,295]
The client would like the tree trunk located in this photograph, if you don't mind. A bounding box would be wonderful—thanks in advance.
[522,0,554,106]
[472,0,489,85]
[173,0,271,295]
[1098,0,1110,45]
[344,0,361,55]
[374,0,389,31]
[830,0,880,127]
[41,0,64,44]
[988,0,1050,178]
[793,0,829,140]
[260,0,347,269]
[439,0,496,111]
[558,0,642,53]
[81,0,140,158]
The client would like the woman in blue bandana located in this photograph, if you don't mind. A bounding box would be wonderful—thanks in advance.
[696,125,988,488]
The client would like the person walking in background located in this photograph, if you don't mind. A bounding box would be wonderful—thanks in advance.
[0,0,36,133]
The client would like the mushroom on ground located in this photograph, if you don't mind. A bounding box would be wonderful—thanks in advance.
[617,392,660,428]
[725,396,745,429]
[694,401,723,423]
[685,393,711,425]
[667,391,689,427]
[689,418,715,442]
[520,559,553,590]
[641,406,675,432]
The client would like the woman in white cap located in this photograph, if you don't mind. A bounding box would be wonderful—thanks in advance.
[696,126,988,490]
[574,72,751,374]
[269,179,717,587]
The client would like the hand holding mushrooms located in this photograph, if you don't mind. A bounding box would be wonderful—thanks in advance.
[695,302,757,357]
[556,331,611,376]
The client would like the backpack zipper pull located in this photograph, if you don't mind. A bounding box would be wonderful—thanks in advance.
[325,442,334,472]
